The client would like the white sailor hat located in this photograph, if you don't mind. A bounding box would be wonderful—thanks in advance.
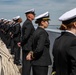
[59,8,76,24]
[0,18,4,20]
[15,16,21,19]
[4,19,7,21]
[25,8,35,15]
[13,16,21,20]
[35,12,50,23]
[13,17,16,21]
[8,19,11,22]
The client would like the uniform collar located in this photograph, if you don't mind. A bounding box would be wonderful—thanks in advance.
[66,30,76,36]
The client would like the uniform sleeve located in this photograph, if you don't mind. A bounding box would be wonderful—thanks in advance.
[24,35,33,51]
[52,40,56,72]
[68,39,76,75]
[22,23,32,42]
[33,32,47,59]
[14,24,20,35]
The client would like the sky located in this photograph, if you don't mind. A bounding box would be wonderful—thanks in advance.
[0,0,76,25]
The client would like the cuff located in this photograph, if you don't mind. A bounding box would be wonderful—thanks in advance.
[51,71,56,75]
[29,51,34,59]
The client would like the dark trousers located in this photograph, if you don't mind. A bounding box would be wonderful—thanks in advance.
[6,37,11,49]
[14,45,20,65]
[22,51,32,75]
[32,66,48,75]
[10,38,14,55]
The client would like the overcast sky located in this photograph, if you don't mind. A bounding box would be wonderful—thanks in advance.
[0,0,76,25]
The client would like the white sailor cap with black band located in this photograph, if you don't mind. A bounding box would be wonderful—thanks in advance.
[35,12,50,23]
[15,16,21,20]
[59,8,76,24]
[25,8,35,15]
[4,19,7,21]
[13,16,21,20]
[8,19,11,22]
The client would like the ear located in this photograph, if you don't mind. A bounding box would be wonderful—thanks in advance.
[74,22,76,27]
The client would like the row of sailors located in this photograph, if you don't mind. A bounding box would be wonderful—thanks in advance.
[0,9,52,75]
[0,16,22,65]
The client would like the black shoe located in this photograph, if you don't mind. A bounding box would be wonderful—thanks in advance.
[17,63,22,66]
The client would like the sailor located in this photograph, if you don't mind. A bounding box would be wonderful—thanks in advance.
[52,8,76,75]
[0,18,4,25]
[21,8,35,75]
[12,16,22,65]
[0,18,4,38]
[0,19,8,45]
[9,17,18,55]
[26,11,52,75]
[3,20,11,48]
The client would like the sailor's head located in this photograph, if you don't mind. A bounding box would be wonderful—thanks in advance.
[59,8,76,30]
[13,16,22,23]
[35,12,50,28]
[35,12,50,23]
[25,8,35,15]
[25,8,36,20]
